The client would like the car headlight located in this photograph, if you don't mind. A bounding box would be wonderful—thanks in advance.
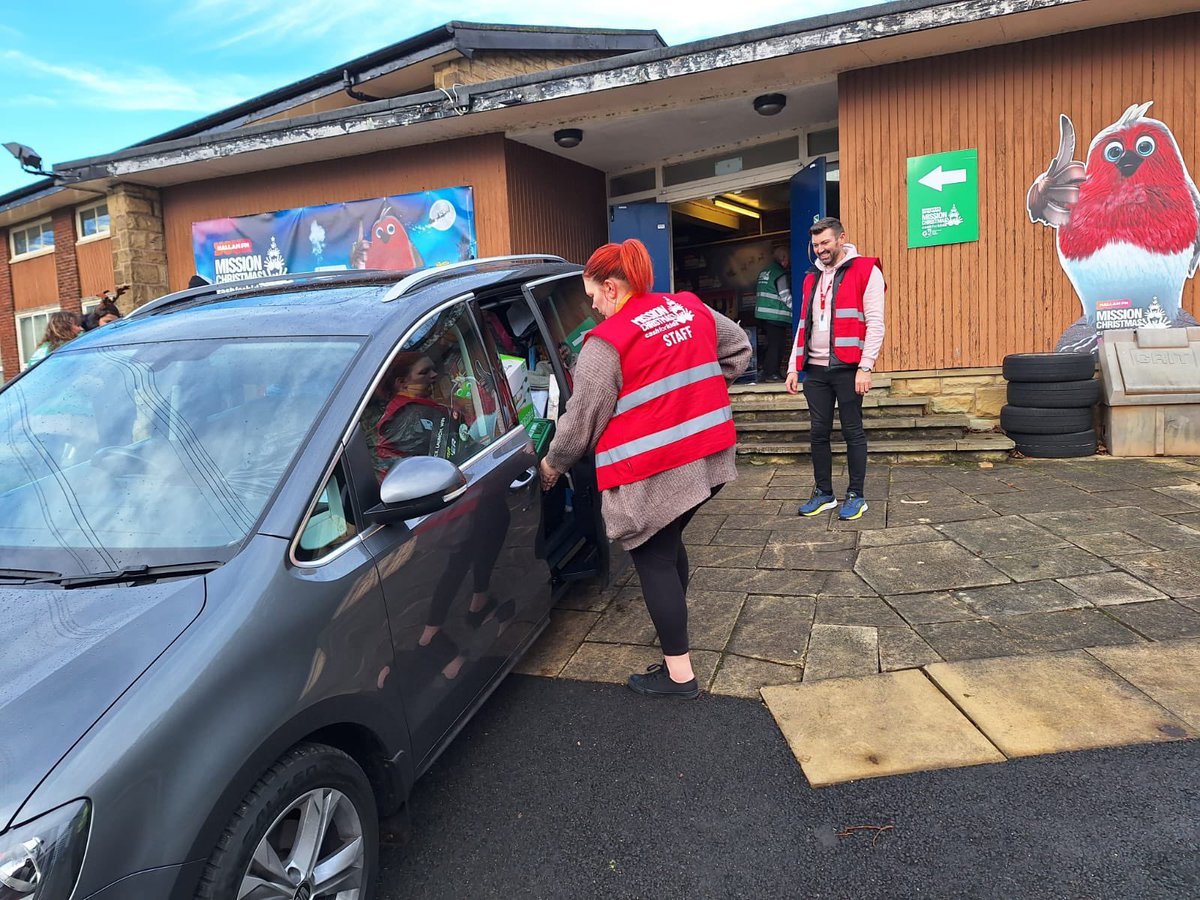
[0,801,90,900]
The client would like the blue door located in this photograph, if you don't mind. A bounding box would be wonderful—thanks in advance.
[790,157,827,335]
[609,201,672,293]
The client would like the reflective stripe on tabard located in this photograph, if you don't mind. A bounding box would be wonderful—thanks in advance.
[835,308,866,321]
[596,406,734,467]
[834,337,866,348]
[613,361,724,416]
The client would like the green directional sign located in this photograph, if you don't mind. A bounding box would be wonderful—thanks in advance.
[907,149,979,248]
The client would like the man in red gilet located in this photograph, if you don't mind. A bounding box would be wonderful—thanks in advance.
[785,218,886,520]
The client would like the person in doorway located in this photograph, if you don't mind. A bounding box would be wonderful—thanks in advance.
[538,239,750,699]
[26,311,83,368]
[754,243,793,381]
[785,217,886,521]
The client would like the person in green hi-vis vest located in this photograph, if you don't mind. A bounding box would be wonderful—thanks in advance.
[754,244,792,382]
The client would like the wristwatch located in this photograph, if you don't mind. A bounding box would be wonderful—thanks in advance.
[858,365,873,373]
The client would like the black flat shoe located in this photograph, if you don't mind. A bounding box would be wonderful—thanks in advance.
[627,662,700,699]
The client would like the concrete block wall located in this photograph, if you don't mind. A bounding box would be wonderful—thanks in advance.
[888,367,1008,419]
[109,184,168,309]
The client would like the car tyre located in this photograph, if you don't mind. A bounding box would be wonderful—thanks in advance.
[1002,352,1095,383]
[1006,379,1101,408]
[196,742,378,900]
[1000,404,1093,435]
[1009,428,1098,458]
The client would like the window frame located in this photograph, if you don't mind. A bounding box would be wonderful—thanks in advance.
[291,452,363,568]
[9,217,55,261]
[75,200,111,243]
[16,305,61,369]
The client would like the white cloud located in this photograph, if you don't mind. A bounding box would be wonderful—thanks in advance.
[177,0,865,52]
[1,49,259,113]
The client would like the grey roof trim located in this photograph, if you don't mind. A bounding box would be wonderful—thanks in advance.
[54,0,1084,182]
[0,179,61,217]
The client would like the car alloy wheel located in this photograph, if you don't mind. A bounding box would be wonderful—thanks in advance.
[239,787,366,899]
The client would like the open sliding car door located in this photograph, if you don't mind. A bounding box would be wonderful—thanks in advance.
[520,272,624,588]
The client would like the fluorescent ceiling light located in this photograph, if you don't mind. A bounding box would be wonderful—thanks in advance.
[713,198,761,219]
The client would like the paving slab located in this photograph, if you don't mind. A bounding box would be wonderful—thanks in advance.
[993,609,1143,654]
[987,547,1112,582]
[885,501,997,528]
[877,626,943,671]
[1068,531,1162,558]
[690,567,819,596]
[559,643,720,691]
[1100,599,1200,641]
[1088,639,1200,730]
[1089,488,1200,514]
[684,545,762,569]
[556,580,619,613]
[682,515,724,545]
[929,471,1024,494]
[712,482,771,501]
[936,515,1069,557]
[725,595,815,665]
[765,485,817,501]
[699,498,785,517]
[914,620,1021,661]
[802,624,879,681]
[758,544,858,571]
[815,596,909,628]
[1125,521,1200,550]
[712,529,771,547]
[953,580,1090,617]
[1112,547,1200,597]
[857,524,944,547]
[1027,507,1174,538]
[818,572,880,597]
[514,610,601,677]
[760,669,1005,786]
[709,654,804,699]
[1056,571,1168,606]
[883,591,980,625]
[683,590,746,652]
[764,532,859,552]
[925,652,1198,758]
[975,487,1116,516]
[855,542,1009,595]
[586,587,658,646]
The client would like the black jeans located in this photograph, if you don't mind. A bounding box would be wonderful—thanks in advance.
[802,363,867,496]
[628,486,721,657]
[760,323,790,379]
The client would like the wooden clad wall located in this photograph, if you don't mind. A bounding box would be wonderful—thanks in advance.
[77,238,116,298]
[11,253,58,311]
[840,13,1200,371]
[504,141,607,266]
[161,134,513,290]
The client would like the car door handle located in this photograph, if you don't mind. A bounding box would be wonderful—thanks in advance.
[509,466,537,490]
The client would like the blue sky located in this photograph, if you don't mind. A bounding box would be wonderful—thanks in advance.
[0,1,870,197]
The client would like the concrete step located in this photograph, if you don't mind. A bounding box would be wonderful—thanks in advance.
[730,374,893,393]
[733,395,930,421]
[736,431,1016,464]
[737,414,973,443]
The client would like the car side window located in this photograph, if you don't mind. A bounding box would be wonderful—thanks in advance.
[362,302,512,481]
[530,275,596,398]
[296,459,358,563]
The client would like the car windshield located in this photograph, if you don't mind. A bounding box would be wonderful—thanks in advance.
[0,336,360,575]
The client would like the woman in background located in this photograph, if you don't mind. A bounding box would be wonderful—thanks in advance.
[27,311,82,368]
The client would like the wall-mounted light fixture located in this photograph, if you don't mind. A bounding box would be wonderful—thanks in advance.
[752,93,787,116]
[553,128,584,149]
[713,198,761,219]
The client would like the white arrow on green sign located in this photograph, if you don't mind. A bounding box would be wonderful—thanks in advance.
[908,149,979,248]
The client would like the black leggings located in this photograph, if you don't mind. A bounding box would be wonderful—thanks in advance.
[629,487,721,656]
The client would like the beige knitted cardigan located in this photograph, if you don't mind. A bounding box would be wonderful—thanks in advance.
[545,310,752,550]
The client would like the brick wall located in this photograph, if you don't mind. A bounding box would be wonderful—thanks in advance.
[51,208,81,314]
[433,51,611,89]
[0,227,16,382]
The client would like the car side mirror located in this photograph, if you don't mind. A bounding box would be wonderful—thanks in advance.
[365,456,468,524]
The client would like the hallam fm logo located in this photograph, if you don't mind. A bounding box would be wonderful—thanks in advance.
[213,239,253,256]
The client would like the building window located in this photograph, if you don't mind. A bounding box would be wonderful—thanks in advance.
[76,201,110,240]
[10,218,55,260]
[17,308,59,369]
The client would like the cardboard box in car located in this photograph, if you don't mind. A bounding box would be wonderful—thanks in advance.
[499,354,536,428]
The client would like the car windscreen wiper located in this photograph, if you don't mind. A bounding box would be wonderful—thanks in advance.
[0,567,65,583]
[33,562,224,588]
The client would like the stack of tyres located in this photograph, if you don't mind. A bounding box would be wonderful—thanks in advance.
[1000,352,1100,458]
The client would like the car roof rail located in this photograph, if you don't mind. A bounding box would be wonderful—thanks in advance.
[380,255,570,303]
[126,269,408,319]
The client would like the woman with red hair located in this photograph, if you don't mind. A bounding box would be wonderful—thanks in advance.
[539,239,750,699]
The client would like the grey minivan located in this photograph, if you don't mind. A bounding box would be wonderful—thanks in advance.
[0,257,615,899]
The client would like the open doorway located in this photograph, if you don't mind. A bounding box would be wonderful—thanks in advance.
[668,166,840,381]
